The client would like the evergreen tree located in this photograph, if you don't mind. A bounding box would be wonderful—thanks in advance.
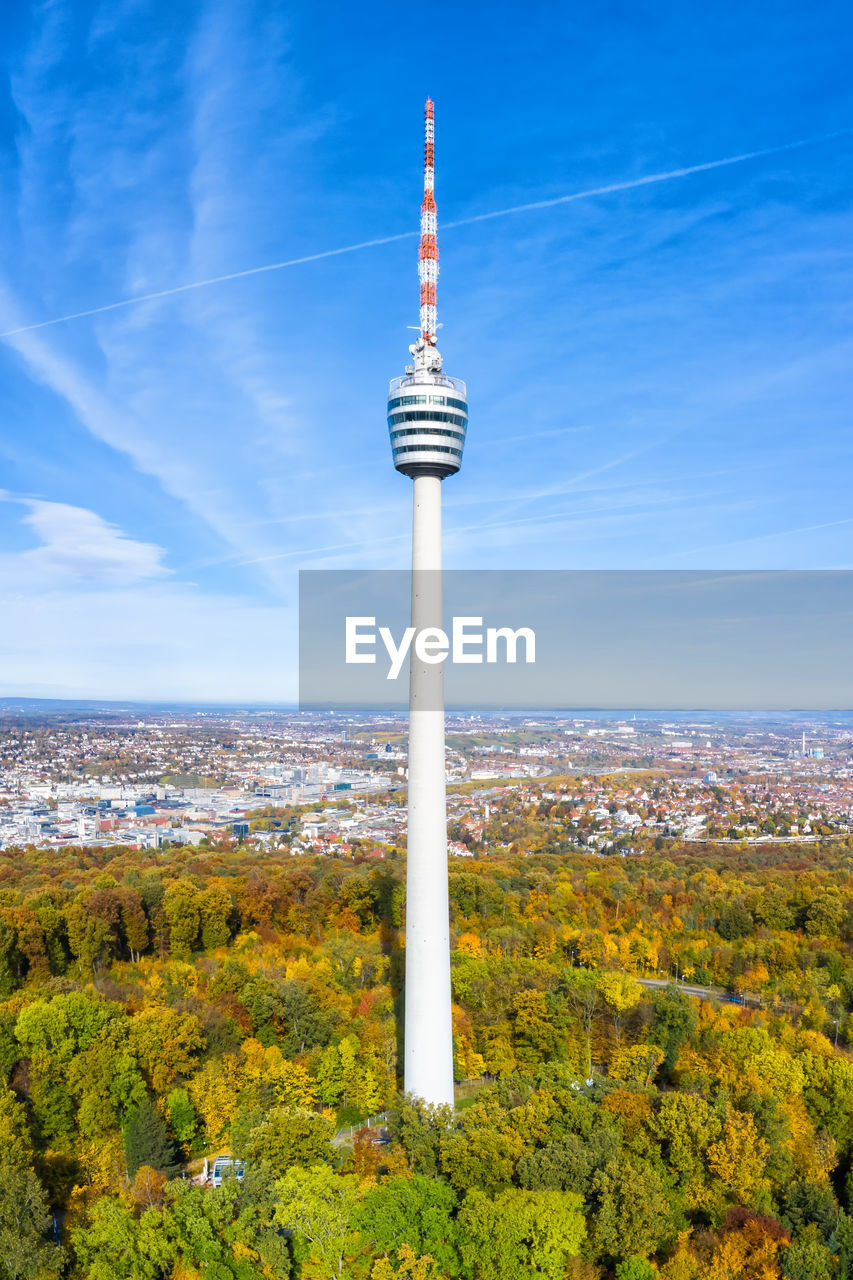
[123,1096,179,1178]
[0,1161,64,1280]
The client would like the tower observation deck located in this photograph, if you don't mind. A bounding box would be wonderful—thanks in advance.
[387,366,468,479]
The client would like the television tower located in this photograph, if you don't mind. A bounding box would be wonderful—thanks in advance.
[387,99,468,1108]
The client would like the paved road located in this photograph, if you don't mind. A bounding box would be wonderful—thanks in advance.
[636,976,737,1002]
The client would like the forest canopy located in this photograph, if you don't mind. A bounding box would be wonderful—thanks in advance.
[0,837,852,1278]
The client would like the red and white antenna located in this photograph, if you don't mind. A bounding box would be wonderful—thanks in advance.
[419,99,438,345]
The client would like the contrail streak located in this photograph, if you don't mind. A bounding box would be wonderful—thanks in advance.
[442,129,852,228]
[2,128,848,340]
[0,231,417,339]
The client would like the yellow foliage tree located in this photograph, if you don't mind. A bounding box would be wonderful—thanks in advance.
[240,1038,317,1109]
[479,1030,516,1077]
[707,1111,769,1203]
[129,1006,206,1093]
[601,1088,654,1143]
[706,1217,786,1280]
[189,1055,242,1144]
[609,1043,665,1088]
[131,1165,167,1208]
[371,1244,443,1279]
[598,971,644,1015]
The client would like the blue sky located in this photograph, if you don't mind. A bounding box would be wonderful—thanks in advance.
[0,0,851,700]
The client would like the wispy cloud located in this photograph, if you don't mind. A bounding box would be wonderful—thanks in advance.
[0,495,294,699]
[0,310,293,587]
[1,0,851,697]
[0,496,168,587]
[2,127,849,340]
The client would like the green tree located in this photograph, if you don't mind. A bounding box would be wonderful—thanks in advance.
[165,1089,197,1151]
[0,921,19,997]
[783,1179,839,1241]
[73,1174,291,1280]
[198,884,232,950]
[162,880,200,960]
[0,1162,64,1280]
[69,1024,146,1139]
[277,982,331,1056]
[647,985,698,1076]
[781,1223,836,1279]
[356,1175,460,1276]
[70,1199,171,1280]
[164,1178,290,1278]
[117,889,149,960]
[804,893,845,938]
[561,970,602,1078]
[0,1013,17,1083]
[30,903,68,976]
[517,1126,621,1196]
[10,910,50,981]
[653,1092,723,1198]
[274,1163,359,1278]
[123,1097,179,1179]
[391,1098,452,1179]
[15,993,118,1141]
[615,1260,658,1280]
[231,1106,335,1173]
[456,1186,585,1279]
[437,1103,526,1194]
[828,1212,853,1278]
[590,1156,677,1262]
[717,899,754,940]
[511,991,558,1068]
[65,903,112,972]
[15,992,115,1063]
[223,1166,292,1277]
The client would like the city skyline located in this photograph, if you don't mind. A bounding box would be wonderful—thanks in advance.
[1,0,852,699]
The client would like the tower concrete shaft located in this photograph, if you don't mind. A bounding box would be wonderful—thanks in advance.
[404,474,454,1107]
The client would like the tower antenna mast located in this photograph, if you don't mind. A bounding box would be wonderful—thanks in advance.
[419,99,438,346]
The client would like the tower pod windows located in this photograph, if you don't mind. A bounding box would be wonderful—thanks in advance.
[387,409,467,428]
[388,394,468,413]
[392,444,462,457]
[390,428,465,443]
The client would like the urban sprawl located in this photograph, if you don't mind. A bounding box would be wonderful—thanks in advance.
[1,708,851,857]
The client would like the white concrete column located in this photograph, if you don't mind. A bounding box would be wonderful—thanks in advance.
[404,473,454,1108]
